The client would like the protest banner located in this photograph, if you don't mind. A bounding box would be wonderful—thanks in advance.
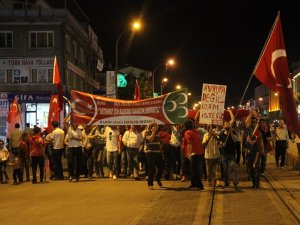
[199,83,227,125]
[71,89,188,125]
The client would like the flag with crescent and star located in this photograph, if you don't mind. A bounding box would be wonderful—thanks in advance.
[134,79,141,100]
[7,96,21,137]
[47,95,60,132]
[70,89,188,125]
[53,56,63,110]
[253,12,300,137]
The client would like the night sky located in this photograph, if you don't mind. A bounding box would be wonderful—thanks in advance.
[74,0,300,106]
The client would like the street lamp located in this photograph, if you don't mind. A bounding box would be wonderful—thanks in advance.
[176,84,181,90]
[152,58,175,96]
[115,20,141,70]
[160,77,168,95]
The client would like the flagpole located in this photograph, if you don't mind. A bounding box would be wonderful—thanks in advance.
[252,11,281,74]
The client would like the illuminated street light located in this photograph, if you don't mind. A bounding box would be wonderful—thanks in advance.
[153,58,175,96]
[160,77,168,95]
[176,85,181,90]
[115,20,142,70]
[188,92,192,96]
[258,97,263,101]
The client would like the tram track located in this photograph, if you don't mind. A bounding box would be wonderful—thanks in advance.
[264,170,300,224]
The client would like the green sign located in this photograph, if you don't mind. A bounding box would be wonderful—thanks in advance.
[117,73,127,87]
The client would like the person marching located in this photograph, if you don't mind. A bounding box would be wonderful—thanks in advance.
[144,123,164,190]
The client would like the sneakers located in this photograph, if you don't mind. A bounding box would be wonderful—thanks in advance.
[69,177,73,182]
[109,172,113,179]
[113,175,117,180]
[148,185,154,190]
[130,174,134,179]
[181,176,186,182]
[260,173,265,177]
[144,176,149,180]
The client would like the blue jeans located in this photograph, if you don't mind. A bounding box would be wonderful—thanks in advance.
[107,151,118,176]
[126,147,139,177]
[221,154,238,186]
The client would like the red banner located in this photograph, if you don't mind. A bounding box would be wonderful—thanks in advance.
[47,95,60,131]
[71,89,188,125]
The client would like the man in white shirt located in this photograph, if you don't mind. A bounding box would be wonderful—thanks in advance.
[48,121,65,180]
[66,124,83,182]
[275,120,289,168]
[122,125,142,179]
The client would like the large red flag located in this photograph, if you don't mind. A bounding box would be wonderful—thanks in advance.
[53,56,63,110]
[7,96,21,137]
[134,79,141,100]
[47,95,60,132]
[253,13,300,137]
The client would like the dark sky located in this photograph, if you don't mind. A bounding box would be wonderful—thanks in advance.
[74,0,300,106]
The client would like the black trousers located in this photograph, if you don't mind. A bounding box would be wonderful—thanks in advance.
[13,168,22,182]
[68,147,83,179]
[31,156,45,182]
[51,148,64,178]
[146,152,164,186]
[190,154,204,188]
[275,140,287,167]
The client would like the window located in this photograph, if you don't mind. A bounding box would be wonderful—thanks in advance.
[13,68,28,83]
[31,68,53,83]
[0,69,6,83]
[0,32,13,48]
[79,47,85,64]
[72,41,78,59]
[30,31,54,48]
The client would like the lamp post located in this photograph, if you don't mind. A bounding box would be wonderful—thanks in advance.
[115,21,141,70]
[160,78,168,95]
[152,58,175,96]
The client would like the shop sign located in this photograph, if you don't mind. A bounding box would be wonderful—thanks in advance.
[8,94,51,103]
[0,99,9,114]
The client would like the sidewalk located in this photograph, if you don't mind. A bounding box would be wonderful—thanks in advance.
[265,150,300,222]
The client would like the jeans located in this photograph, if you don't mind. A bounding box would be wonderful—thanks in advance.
[120,149,128,175]
[107,151,118,176]
[51,148,64,178]
[93,144,105,177]
[246,156,260,187]
[206,157,221,183]
[146,152,164,186]
[83,148,93,177]
[221,154,238,186]
[235,141,241,164]
[13,168,22,183]
[22,156,30,181]
[31,156,45,182]
[126,147,139,177]
[170,145,181,176]
[163,144,172,179]
[190,154,204,188]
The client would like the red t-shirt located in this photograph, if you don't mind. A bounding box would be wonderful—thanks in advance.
[158,131,171,144]
[29,135,44,157]
[184,129,204,155]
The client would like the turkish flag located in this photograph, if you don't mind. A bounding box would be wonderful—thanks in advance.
[253,13,300,137]
[47,95,60,132]
[53,56,63,110]
[134,79,141,100]
[7,96,21,137]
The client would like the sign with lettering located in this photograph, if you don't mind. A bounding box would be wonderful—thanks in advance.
[8,94,51,103]
[71,89,188,125]
[199,83,227,125]
[0,58,54,67]
[0,99,9,115]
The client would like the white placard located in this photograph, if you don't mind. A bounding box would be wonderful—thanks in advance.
[199,83,227,125]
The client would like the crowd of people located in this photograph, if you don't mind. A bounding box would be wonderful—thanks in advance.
[0,109,293,190]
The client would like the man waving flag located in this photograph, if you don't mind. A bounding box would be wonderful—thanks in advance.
[253,12,300,137]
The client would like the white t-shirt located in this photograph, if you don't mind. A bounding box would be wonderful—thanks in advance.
[50,127,65,149]
[67,127,83,148]
[122,130,142,148]
[104,127,119,152]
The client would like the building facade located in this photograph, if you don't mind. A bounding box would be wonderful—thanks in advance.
[0,0,104,139]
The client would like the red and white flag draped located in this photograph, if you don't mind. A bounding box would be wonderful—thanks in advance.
[53,56,63,110]
[134,79,141,100]
[70,89,188,126]
[47,95,60,132]
[7,96,21,137]
[253,13,300,137]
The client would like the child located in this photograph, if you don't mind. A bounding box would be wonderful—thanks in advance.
[0,140,10,183]
[245,135,260,189]
[8,152,22,185]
